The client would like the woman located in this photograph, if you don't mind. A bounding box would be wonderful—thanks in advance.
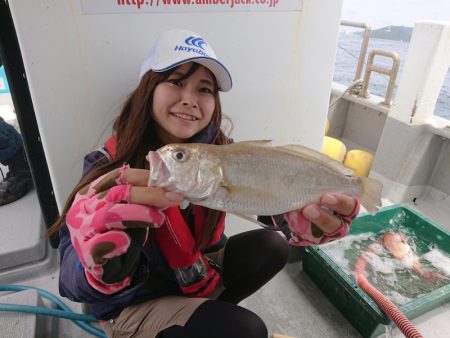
[49,29,359,338]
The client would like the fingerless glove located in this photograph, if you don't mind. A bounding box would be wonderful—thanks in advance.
[284,199,360,246]
[66,164,165,294]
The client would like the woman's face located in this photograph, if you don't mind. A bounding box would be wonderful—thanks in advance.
[151,62,216,144]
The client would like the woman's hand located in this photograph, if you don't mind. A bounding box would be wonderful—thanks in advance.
[302,193,357,234]
[284,193,360,246]
[66,165,169,294]
[123,169,221,297]
[122,168,185,209]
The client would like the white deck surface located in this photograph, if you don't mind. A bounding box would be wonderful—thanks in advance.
[0,202,449,337]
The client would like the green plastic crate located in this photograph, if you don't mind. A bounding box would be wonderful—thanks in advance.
[301,204,450,338]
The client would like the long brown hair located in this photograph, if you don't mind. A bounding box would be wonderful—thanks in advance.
[48,63,230,249]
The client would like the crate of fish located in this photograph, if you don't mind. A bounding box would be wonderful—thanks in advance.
[301,204,450,338]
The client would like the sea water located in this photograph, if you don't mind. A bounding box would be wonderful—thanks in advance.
[333,35,450,120]
[321,211,450,306]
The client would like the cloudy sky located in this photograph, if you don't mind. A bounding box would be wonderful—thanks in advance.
[341,0,450,29]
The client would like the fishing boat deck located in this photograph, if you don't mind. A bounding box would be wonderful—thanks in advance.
[2,18,450,337]
[2,105,450,337]
[2,99,450,337]
[1,196,449,338]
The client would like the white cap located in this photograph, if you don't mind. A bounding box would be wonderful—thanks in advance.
[139,29,232,92]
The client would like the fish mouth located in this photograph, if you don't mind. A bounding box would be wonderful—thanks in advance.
[147,151,172,188]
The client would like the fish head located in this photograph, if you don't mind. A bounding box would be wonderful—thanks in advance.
[147,144,223,199]
[382,232,411,260]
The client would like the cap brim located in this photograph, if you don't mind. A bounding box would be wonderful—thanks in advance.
[153,57,232,92]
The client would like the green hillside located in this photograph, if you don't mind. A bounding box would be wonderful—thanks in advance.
[357,26,413,42]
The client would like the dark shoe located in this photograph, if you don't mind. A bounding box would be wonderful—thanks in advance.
[1,145,29,172]
[0,146,33,206]
[0,168,33,206]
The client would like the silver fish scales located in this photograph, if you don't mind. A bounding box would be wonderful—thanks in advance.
[147,141,382,215]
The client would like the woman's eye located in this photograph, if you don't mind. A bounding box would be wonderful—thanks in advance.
[168,79,182,86]
[172,150,189,162]
[200,87,213,94]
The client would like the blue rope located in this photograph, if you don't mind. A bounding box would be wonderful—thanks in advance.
[0,285,106,338]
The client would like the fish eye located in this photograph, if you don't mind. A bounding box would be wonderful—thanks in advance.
[172,149,189,162]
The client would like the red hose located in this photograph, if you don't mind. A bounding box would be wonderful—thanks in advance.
[355,252,424,338]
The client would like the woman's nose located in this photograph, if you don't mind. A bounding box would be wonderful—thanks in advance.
[181,90,198,108]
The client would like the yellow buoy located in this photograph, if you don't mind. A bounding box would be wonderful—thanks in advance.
[343,149,374,177]
[322,136,347,163]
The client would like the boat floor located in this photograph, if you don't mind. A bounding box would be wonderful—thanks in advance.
[1,191,450,337]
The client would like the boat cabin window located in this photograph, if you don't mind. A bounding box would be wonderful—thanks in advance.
[0,8,58,274]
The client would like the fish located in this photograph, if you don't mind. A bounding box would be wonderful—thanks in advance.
[382,232,448,285]
[146,140,383,216]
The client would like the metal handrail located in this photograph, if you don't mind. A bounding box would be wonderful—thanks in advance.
[359,49,400,107]
[340,20,371,81]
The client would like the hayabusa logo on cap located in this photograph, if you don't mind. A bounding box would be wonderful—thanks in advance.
[185,36,207,50]
[174,35,209,57]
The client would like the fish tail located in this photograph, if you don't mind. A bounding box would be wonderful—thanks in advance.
[358,177,383,215]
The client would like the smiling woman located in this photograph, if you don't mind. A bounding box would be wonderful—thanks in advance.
[44,25,360,338]
[48,29,285,338]
[151,62,217,144]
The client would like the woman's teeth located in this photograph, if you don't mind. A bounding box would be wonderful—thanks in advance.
[172,112,197,121]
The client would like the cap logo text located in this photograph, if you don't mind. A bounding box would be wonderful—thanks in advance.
[174,36,209,57]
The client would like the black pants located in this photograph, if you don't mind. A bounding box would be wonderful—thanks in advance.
[158,229,289,338]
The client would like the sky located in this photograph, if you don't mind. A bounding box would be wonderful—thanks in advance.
[341,0,450,29]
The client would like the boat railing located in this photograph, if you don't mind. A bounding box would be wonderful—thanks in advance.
[339,21,401,108]
[359,49,400,107]
[340,20,371,81]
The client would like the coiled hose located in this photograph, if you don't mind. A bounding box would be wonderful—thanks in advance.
[355,250,424,338]
[0,284,106,338]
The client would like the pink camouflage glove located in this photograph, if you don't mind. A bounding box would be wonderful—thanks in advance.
[66,164,165,294]
[284,198,360,246]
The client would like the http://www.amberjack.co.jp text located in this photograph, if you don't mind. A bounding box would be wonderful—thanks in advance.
[116,0,280,10]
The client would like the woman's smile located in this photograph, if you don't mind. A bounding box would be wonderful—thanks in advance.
[151,62,216,144]
[170,112,199,121]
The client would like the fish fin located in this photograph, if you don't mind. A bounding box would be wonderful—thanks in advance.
[232,140,273,147]
[231,212,276,229]
[278,144,354,176]
[179,200,190,209]
[219,178,233,192]
[359,177,383,215]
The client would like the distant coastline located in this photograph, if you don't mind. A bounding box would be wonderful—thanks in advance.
[354,26,413,42]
